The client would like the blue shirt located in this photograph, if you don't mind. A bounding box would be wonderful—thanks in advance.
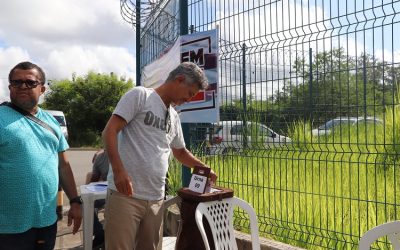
[0,106,69,233]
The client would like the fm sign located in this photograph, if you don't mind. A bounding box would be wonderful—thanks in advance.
[180,36,212,69]
[181,48,205,66]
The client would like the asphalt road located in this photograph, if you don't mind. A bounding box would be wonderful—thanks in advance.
[61,149,99,206]
[66,149,98,186]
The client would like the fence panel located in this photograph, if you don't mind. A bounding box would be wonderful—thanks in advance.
[140,0,400,248]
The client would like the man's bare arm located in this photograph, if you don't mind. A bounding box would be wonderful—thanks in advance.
[59,152,82,234]
[102,114,133,196]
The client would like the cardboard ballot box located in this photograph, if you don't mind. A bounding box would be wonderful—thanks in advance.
[176,186,234,250]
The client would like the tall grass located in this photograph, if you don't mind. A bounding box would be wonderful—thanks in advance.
[166,102,400,249]
[166,157,183,196]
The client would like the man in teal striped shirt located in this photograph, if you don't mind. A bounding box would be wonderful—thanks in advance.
[0,61,82,250]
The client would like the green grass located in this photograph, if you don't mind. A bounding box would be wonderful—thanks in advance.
[167,105,400,249]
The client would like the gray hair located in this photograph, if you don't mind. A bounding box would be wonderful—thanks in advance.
[166,62,208,90]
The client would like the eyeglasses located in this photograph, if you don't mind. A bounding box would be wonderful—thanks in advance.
[10,79,42,88]
[165,106,171,134]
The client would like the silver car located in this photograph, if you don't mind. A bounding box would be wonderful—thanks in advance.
[312,116,382,136]
[206,120,292,154]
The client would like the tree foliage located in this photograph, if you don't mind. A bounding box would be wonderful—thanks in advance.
[220,48,400,133]
[42,72,133,146]
[276,48,398,124]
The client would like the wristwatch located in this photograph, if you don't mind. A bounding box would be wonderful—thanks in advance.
[69,196,83,205]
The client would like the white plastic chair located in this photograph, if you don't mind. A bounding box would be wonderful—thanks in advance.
[161,196,182,250]
[359,221,400,250]
[195,197,260,250]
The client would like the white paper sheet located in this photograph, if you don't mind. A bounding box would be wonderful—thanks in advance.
[85,183,107,192]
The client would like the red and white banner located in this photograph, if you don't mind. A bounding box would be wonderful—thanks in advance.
[142,29,219,123]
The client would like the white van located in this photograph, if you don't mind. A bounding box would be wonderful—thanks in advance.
[46,110,69,140]
[206,120,291,154]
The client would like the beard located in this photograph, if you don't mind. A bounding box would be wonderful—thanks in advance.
[10,96,38,111]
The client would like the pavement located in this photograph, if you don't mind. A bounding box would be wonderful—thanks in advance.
[55,206,105,250]
[55,206,83,250]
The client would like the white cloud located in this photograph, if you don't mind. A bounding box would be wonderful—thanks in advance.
[375,49,400,64]
[46,46,135,81]
[212,1,325,101]
[0,0,136,100]
[212,0,400,103]
[0,47,32,102]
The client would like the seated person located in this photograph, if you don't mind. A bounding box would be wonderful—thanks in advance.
[85,149,109,249]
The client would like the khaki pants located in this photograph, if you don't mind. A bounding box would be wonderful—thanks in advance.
[104,189,164,250]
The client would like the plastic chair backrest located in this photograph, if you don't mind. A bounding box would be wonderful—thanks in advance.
[163,196,181,211]
[162,196,182,234]
[359,221,400,250]
[195,197,260,250]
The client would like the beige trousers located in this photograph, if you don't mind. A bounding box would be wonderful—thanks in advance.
[104,189,164,250]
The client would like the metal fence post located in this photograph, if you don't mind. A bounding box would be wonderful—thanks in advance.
[180,0,191,187]
[242,43,248,149]
[308,48,313,120]
[135,0,141,86]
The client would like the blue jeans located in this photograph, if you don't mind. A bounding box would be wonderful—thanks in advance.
[0,222,57,250]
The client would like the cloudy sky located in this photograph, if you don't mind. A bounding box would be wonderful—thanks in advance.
[0,0,136,102]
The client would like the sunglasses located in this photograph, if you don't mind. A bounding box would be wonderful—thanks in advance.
[165,106,171,134]
[10,79,42,88]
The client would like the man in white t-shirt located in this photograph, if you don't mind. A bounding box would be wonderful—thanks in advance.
[102,62,217,250]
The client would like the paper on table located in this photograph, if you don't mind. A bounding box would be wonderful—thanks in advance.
[209,187,222,193]
[85,183,108,192]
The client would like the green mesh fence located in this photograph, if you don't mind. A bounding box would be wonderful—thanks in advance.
[136,0,400,248]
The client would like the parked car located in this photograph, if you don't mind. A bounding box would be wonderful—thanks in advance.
[46,110,69,140]
[312,116,382,136]
[206,120,292,154]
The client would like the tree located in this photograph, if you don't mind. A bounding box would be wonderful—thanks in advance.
[276,48,398,125]
[42,72,133,146]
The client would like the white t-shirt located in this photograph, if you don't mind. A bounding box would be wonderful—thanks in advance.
[107,86,185,200]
